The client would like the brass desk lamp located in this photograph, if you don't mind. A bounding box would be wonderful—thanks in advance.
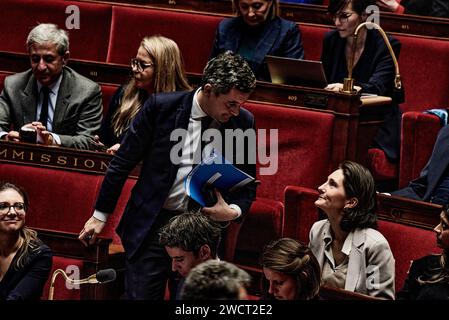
[342,22,402,94]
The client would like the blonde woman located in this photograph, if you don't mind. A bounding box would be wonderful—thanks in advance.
[98,36,191,154]
[0,181,52,300]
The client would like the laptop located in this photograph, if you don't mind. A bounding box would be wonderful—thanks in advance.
[266,55,328,88]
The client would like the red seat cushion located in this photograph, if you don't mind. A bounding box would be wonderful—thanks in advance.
[0,164,102,233]
[378,220,440,292]
[230,198,284,267]
[367,147,398,181]
[0,0,112,62]
[107,6,221,73]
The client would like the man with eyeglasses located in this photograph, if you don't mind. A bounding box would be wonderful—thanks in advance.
[0,23,102,150]
[80,51,257,300]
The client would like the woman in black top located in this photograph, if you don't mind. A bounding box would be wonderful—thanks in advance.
[0,181,52,300]
[321,0,402,161]
[397,205,449,300]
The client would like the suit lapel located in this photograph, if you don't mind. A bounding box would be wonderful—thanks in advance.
[52,68,71,132]
[20,74,38,125]
[252,18,281,70]
[345,229,365,291]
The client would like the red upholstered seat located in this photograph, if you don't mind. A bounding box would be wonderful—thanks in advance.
[283,185,441,293]
[0,163,103,233]
[398,112,441,188]
[107,6,222,74]
[227,103,334,267]
[378,220,440,292]
[299,24,331,60]
[283,186,320,242]
[368,147,398,181]
[0,0,112,62]
[42,256,83,300]
[0,72,12,91]
[367,35,449,184]
[100,84,120,117]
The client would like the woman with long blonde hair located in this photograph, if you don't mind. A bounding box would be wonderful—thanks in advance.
[98,35,191,154]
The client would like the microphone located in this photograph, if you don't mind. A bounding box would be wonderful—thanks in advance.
[48,268,116,300]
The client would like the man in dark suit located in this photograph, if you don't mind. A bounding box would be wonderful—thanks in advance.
[0,23,102,150]
[79,52,257,299]
[392,124,449,204]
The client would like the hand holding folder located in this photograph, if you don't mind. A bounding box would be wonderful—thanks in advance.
[185,150,255,207]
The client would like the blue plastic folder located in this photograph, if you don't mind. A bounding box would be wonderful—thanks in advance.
[185,151,255,207]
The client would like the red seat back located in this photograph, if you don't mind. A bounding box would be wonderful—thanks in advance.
[378,220,440,292]
[0,0,112,62]
[107,6,222,74]
[245,103,334,202]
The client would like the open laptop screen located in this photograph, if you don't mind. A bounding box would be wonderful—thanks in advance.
[266,55,328,88]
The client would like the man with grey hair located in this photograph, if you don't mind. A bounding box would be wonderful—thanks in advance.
[181,260,251,300]
[0,23,102,149]
[79,51,257,299]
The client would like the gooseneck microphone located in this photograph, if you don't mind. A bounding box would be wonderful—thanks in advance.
[48,268,116,300]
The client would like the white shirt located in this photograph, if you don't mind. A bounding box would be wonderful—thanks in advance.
[94,89,241,222]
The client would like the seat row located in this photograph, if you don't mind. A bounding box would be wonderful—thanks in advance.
[1,0,448,184]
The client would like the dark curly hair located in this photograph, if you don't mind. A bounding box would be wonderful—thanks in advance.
[328,0,376,16]
[201,51,256,95]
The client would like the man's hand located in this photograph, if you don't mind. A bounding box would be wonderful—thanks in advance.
[202,189,239,222]
[376,0,400,12]
[325,83,362,93]
[32,121,54,145]
[4,131,20,141]
[107,143,121,155]
[79,216,106,246]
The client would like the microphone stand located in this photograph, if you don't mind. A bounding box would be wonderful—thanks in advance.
[342,22,402,94]
[48,268,104,300]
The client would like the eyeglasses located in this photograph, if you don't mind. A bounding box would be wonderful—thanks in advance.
[0,202,26,216]
[130,58,154,72]
[329,12,354,23]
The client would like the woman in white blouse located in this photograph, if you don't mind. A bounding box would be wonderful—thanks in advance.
[309,160,395,299]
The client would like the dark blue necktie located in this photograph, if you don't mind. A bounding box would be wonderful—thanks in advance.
[39,87,50,126]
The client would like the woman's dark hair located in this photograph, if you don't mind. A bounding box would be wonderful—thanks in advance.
[261,238,321,300]
[338,161,377,232]
[328,0,376,15]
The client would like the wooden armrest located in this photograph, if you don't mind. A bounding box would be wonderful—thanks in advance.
[377,194,441,229]
[32,227,112,263]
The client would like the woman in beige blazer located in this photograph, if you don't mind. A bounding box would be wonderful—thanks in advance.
[309,160,395,299]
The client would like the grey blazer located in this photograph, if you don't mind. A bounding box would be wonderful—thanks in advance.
[309,219,395,299]
[0,67,102,150]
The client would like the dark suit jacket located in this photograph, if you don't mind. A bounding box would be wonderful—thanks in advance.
[393,124,449,201]
[401,0,449,18]
[0,239,52,300]
[397,255,449,300]
[211,16,304,82]
[95,90,257,259]
[321,29,402,161]
[0,67,103,150]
